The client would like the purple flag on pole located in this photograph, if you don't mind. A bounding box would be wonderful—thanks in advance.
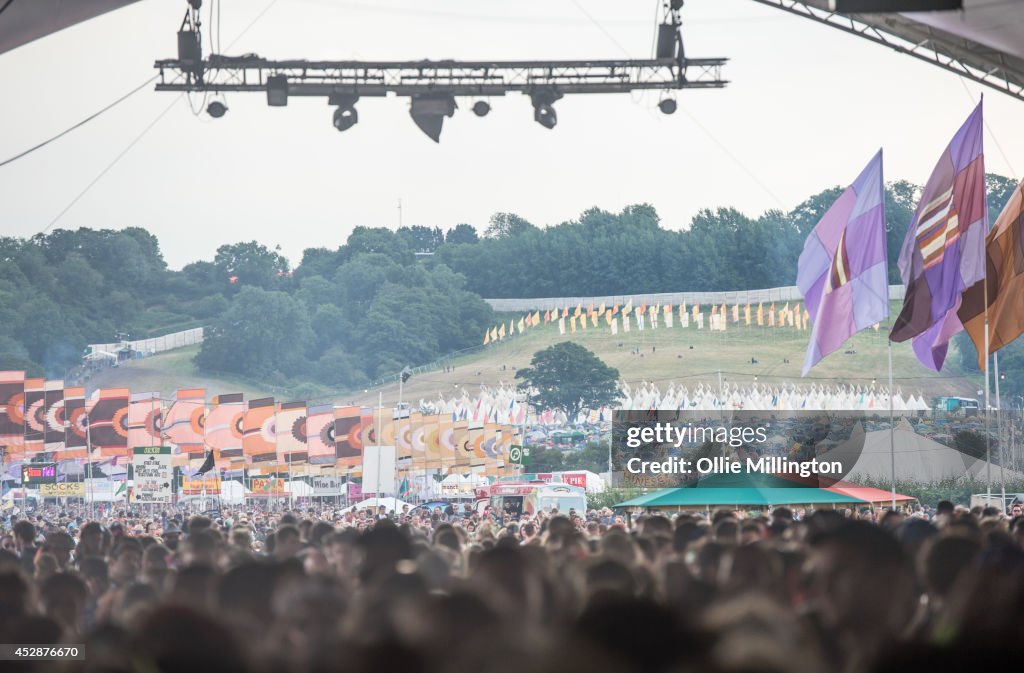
[890,102,986,371]
[798,150,888,376]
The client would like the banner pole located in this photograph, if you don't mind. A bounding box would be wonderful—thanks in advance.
[85,405,95,521]
[984,276,992,504]
[886,322,896,511]
[376,392,383,502]
[994,352,1006,510]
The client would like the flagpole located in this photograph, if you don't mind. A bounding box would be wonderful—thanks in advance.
[85,407,95,521]
[994,352,1005,510]
[886,317,896,510]
[376,391,383,502]
[984,283,992,505]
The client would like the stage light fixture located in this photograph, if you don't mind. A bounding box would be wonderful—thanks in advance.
[333,106,359,132]
[533,103,557,129]
[409,95,457,142]
[206,101,228,118]
[530,89,561,130]
[472,101,491,117]
[658,99,677,114]
[267,75,288,107]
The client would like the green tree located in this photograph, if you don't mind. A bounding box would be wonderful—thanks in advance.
[397,225,444,253]
[445,223,479,245]
[484,212,536,239]
[516,342,619,420]
[195,286,312,380]
[213,241,289,290]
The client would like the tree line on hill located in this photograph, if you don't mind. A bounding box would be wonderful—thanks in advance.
[0,173,1016,390]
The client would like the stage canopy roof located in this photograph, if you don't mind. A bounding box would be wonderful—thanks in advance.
[0,1,140,55]
[615,472,868,508]
[752,0,1024,101]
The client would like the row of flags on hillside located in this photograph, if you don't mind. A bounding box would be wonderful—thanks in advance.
[483,300,825,344]
[799,100,1024,376]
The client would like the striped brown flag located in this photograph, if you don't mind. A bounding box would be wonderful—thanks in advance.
[958,179,1024,370]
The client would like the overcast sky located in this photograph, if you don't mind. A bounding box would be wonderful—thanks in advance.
[1,0,1021,270]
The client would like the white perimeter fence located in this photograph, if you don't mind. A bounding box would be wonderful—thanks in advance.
[88,328,204,356]
[484,285,907,312]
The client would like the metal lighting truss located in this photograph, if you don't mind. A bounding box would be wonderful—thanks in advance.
[153,54,728,98]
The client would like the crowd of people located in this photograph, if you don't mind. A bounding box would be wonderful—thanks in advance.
[1,498,1022,672]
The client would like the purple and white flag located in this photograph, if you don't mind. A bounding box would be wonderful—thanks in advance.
[890,102,986,371]
[798,150,889,375]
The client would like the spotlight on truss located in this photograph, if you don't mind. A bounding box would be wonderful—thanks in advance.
[206,101,228,118]
[333,106,358,132]
[472,101,491,117]
[410,94,457,142]
[658,98,677,115]
[267,75,288,107]
[534,103,556,129]
[330,93,359,132]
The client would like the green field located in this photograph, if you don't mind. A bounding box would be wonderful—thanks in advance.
[86,315,981,408]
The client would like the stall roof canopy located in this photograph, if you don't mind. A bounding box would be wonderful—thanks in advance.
[616,472,867,508]
[616,471,917,508]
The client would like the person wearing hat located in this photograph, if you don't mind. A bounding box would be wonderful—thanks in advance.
[108,521,125,545]
[161,522,182,551]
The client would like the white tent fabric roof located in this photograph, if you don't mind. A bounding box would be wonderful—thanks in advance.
[341,497,412,513]
[819,418,1024,483]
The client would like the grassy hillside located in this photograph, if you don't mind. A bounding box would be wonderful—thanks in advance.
[83,346,281,401]
[85,315,981,409]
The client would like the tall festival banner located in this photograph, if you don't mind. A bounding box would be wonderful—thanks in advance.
[306,404,337,465]
[393,406,412,462]
[63,387,89,459]
[23,378,45,455]
[410,411,426,471]
[206,393,245,467]
[333,406,363,472]
[162,388,206,466]
[127,392,163,450]
[468,422,486,467]
[276,401,308,464]
[43,381,65,453]
[439,414,457,469]
[424,414,443,473]
[242,397,277,464]
[88,388,130,458]
[0,371,25,461]
[132,446,172,503]
[453,420,470,468]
